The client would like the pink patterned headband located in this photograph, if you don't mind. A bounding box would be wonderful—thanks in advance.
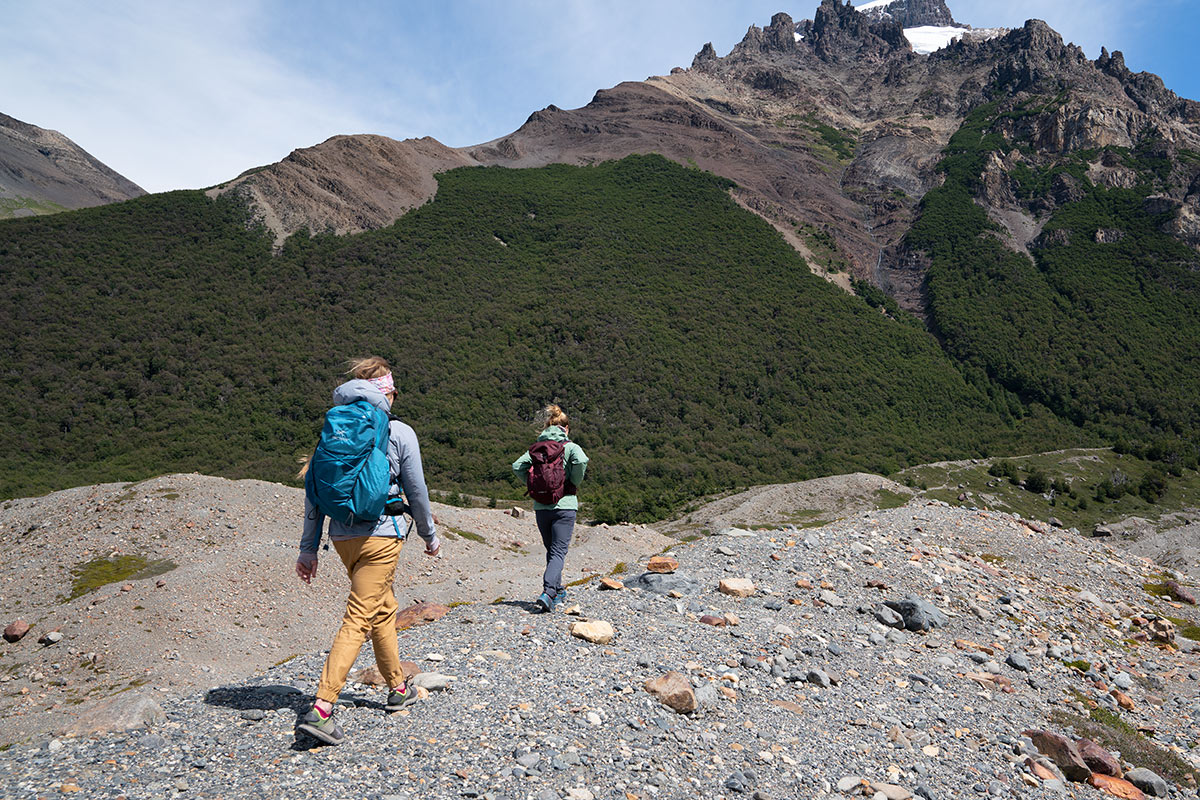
[368,372,395,396]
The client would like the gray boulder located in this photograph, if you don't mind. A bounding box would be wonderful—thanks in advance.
[885,595,948,632]
[62,691,165,737]
[631,572,701,596]
[1125,768,1169,797]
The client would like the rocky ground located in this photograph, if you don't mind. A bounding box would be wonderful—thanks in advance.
[0,474,670,746]
[1,485,1198,800]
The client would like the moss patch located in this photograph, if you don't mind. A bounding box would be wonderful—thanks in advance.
[874,489,912,510]
[1167,616,1200,642]
[1143,581,1172,599]
[64,555,177,602]
[447,527,487,545]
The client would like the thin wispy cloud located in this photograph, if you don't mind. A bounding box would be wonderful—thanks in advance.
[2,1,379,192]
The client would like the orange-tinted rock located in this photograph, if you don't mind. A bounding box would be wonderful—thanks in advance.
[719,578,756,598]
[1111,689,1136,710]
[569,620,615,644]
[600,577,624,590]
[795,579,813,589]
[1089,774,1146,800]
[647,556,678,574]
[644,671,697,714]
[1026,757,1062,782]
[395,601,451,630]
[699,615,726,627]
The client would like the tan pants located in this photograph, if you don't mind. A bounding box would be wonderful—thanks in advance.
[316,535,406,703]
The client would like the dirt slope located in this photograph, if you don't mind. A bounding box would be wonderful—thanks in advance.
[0,474,670,745]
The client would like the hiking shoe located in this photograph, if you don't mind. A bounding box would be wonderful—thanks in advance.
[295,704,345,745]
[385,683,418,712]
[535,592,553,613]
[550,592,567,612]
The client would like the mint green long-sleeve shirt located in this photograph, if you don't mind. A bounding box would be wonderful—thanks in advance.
[512,425,589,510]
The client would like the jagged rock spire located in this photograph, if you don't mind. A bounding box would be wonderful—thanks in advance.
[800,0,909,61]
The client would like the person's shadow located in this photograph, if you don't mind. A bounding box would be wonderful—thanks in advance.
[203,684,383,749]
[491,599,543,613]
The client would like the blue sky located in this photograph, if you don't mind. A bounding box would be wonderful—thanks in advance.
[3,0,1196,193]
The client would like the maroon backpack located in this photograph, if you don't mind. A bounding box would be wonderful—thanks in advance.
[525,440,576,505]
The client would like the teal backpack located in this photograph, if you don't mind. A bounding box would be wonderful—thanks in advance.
[305,400,391,524]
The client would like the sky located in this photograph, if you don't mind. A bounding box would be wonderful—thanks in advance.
[3,0,1197,194]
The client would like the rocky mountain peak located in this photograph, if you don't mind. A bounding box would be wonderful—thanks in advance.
[691,41,718,69]
[728,12,799,60]
[855,0,960,28]
[799,0,909,61]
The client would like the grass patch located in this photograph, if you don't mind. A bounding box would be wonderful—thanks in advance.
[874,489,912,510]
[0,196,69,219]
[610,562,627,575]
[1167,616,1200,642]
[447,527,488,545]
[1050,707,1198,786]
[979,553,1006,564]
[447,601,472,609]
[271,654,298,668]
[567,573,599,588]
[1063,659,1092,672]
[62,555,177,602]
[490,597,506,605]
[782,508,824,523]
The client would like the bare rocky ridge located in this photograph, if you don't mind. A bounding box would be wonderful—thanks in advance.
[0,112,144,219]
[207,1,1200,315]
[206,135,477,244]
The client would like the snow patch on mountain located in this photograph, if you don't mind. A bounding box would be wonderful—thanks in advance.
[904,25,969,54]
[855,0,900,10]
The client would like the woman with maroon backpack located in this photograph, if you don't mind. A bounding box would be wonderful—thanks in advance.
[512,404,589,612]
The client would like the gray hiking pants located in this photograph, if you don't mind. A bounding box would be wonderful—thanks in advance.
[535,509,576,598]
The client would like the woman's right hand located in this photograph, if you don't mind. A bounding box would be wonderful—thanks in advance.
[296,552,318,584]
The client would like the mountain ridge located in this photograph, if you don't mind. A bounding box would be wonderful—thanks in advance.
[0,112,144,219]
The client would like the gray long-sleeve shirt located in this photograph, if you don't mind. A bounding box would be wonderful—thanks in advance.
[300,379,436,553]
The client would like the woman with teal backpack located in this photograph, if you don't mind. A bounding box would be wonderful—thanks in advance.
[294,357,441,745]
[512,404,589,612]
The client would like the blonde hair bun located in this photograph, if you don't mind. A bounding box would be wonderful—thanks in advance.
[542,404,569,429]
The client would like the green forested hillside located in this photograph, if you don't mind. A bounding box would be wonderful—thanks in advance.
[909,102,1200,470]
[0,155,1080,520]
